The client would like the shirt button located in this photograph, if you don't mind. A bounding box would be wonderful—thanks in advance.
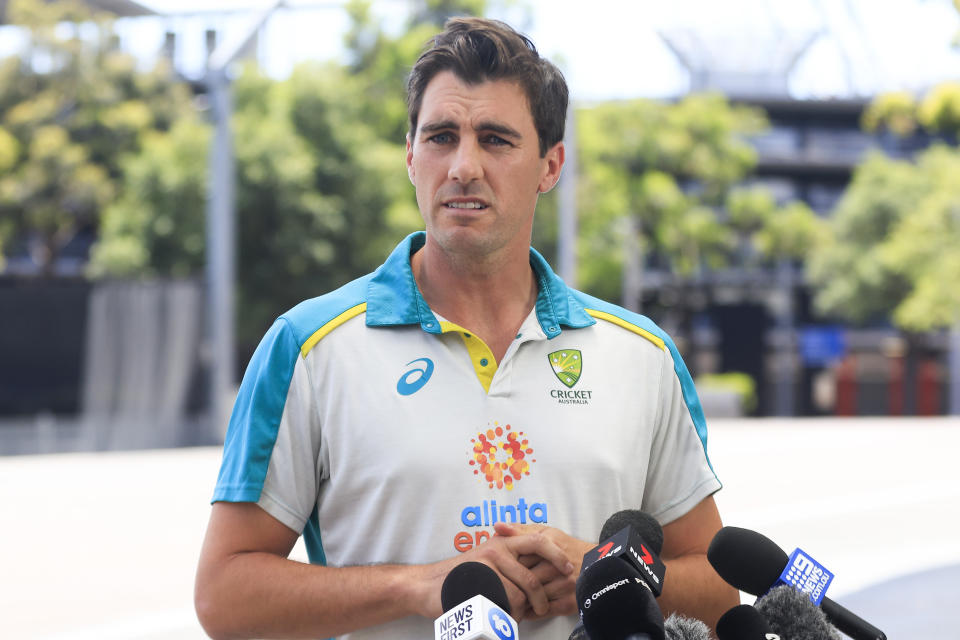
[425,321,434,328]
[548,326,558,333]
[479,358,489,367]
[464,333,471,338]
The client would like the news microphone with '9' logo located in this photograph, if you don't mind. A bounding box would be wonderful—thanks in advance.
[435,562,519,640]
[707,527,885,640]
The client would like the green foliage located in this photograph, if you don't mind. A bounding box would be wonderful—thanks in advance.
[0,0,195,274]
[864,82,960,139]
[879,146,960,330]
[917,82,960,135]
[862,91,919,136]
[89,119,209,278]
[752,200,826,261]
[575,92,811,302]
[808,146,960,330]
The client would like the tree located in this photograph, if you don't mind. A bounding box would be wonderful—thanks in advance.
[808,145,960,331]
[90,0,489,350]
[574,93,822,307]
[0,0,196,275]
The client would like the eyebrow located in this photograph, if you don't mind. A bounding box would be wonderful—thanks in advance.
[419,119,523,140]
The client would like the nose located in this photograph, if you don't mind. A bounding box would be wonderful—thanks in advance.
[448,137,483,184]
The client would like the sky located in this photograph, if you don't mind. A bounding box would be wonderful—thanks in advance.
[118,0,960,102]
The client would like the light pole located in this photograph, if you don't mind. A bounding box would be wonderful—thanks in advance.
[205,1,285,440]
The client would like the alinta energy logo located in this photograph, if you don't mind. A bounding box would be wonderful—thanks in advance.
[454,423,548,553]
[548,348,592,405]
[468,423,535,490]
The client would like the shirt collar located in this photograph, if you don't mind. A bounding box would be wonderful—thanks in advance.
[365,231,595,337]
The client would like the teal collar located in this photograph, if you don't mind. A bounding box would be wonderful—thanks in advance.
[365,232,595,337]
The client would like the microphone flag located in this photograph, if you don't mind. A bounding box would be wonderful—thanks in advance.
[776,548,835,606]
[434,594,518,640]
[581,525,666,597]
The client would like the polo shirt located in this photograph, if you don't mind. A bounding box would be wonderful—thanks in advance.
[213,231,721,640]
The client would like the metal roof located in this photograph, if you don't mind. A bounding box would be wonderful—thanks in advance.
[0,0,156,23]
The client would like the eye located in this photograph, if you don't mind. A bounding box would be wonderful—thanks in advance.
[428,132,454,145]
[482,134,510,146]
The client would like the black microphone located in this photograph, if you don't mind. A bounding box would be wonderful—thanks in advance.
[572,613,710,640]
[755,585,841,640]
[582,510,666,597]
[436,561,518,640]
[707,527,886,640]
[576,555,665,640]
[716,604,780,640]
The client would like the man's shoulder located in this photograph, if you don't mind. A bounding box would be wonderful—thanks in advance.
[567,288,674,353]
[276,273,374,349]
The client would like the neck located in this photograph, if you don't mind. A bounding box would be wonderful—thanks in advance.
[411,240,537,362]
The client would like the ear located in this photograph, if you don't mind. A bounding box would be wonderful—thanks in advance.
[537,141,565,194]
[406,133,415,185]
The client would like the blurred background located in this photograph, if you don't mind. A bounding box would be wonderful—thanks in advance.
[0,0,959,637]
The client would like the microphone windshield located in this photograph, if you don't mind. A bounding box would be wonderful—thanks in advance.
[576,556,664,640]
[755,585,842,640]
[440,561,511,615]
[707,526,788,595]
[716,604,778,640]
[599,510,664,554]
[663,613,711,640]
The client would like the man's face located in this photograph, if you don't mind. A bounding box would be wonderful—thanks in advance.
[406,70,564,262]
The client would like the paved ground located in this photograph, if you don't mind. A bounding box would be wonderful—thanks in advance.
[2,417,958,639]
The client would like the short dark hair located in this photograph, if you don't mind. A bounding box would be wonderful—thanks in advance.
[406,17,568,157]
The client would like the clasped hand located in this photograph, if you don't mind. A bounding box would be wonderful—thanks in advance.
[442,521,592,621]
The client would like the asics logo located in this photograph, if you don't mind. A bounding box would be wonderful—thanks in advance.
[397,357,434,395]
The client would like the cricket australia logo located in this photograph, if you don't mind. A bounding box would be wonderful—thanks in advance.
[548,349,593,405]
[549,349,582,387]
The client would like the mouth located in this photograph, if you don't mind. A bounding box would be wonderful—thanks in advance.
[443,199,489,211]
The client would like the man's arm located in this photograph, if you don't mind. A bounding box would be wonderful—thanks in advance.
[656,495,740,631]
[194,501,577,639]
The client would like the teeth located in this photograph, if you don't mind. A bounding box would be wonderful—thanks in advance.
[446,202,486,209]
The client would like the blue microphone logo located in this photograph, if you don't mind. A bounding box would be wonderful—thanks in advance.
[487,606,515,640]
[396,358,434,396]
[778,548,834,605]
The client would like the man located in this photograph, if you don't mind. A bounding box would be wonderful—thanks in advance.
[195,17,738,640]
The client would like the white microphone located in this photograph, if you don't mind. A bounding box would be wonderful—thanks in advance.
[435,561,519,640]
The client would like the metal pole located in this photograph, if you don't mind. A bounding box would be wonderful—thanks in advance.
[204,1,285,440]
[775,259,796,416]
[205,68,236,439]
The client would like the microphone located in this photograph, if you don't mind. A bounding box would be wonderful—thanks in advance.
[576,555,665,640]
[716,604,780,640]
[571,613,710,640]
[436,561,519,640]
[707,526,886,640]
[755,585,841,640]
[582,510,666,597]
[662,614,711,640]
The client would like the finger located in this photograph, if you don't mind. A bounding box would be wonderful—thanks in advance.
[494,521,537,537]
[541,570,577,603]
[525,558,563,584]
[502,532,575,577]
[491,551,551,616]
[516,553,539,569]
